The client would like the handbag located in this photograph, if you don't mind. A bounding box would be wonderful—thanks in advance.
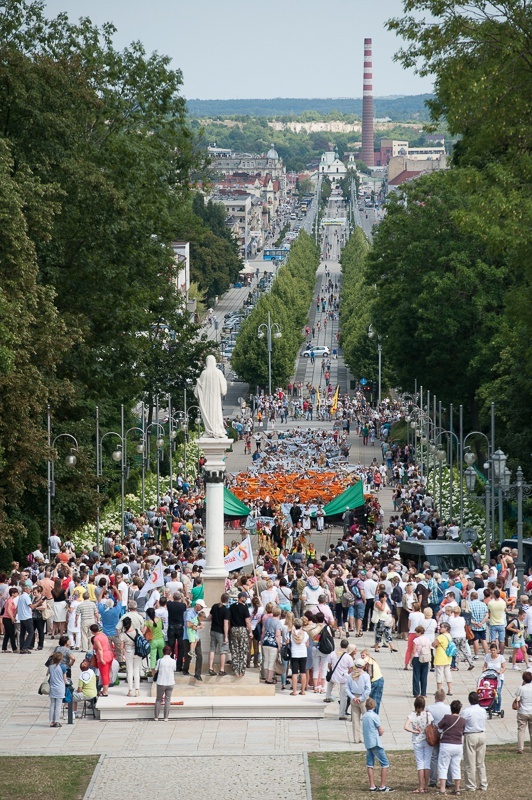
[465,624,474,641]
[144,625,154,642]
[38,680,50,696]
[274,653,285,675]
[425,721,440,747]
[281,642,292,661]
[512,693,521,711]
[40,604,53,621]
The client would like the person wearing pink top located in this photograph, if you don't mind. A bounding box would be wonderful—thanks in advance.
[409,625,432,697]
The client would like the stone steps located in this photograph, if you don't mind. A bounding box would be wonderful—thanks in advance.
[96,691,326,720]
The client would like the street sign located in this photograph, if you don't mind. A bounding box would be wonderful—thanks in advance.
[359,378,368,386]
[461,527,477,543]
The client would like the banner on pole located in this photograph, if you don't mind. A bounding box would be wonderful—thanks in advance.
[137,557,164,598]
[224,535,254,571]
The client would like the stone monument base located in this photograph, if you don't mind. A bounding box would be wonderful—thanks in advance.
[150,671,274,698]
[203,576,226,609]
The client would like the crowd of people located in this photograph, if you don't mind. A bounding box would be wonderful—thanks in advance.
[1,386,531,785]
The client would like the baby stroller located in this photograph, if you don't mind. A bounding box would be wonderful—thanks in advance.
[476,669,504,719]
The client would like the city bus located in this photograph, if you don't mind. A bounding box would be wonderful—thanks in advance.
[263,247,290,262]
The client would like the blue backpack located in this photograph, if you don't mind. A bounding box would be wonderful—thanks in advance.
[444,634,457,658]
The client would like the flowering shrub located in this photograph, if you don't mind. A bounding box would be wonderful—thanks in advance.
[72,440,200,550]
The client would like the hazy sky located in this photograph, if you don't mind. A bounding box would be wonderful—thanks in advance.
[43,0,433,99]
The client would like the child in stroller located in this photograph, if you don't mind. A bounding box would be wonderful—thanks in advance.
[477,669,505,718]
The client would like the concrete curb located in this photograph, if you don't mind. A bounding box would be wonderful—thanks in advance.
[303,751,313,800]
[83,753,105,800]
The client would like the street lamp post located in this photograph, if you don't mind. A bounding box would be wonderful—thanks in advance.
[492,448,508,545]
[368,326,382,406]
[98,404,145,536]
[489,463,532,590]
[47,406,79,560]
[257,310,282,397]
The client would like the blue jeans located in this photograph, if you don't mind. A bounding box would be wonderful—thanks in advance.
[412,657,429,696]
[370,677,384,713]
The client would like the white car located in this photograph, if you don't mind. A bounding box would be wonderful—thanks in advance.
[303,346,330,358]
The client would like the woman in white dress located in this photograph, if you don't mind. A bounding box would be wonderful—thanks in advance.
[67,598,81,650]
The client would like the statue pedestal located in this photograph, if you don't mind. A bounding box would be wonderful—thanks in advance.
[198,436,232,603]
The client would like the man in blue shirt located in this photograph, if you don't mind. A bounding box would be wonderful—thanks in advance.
[17,585,35,653]
[362,697,394,792]
[97,596,123,660]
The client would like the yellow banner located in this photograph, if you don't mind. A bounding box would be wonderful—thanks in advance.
[330,385,339,415]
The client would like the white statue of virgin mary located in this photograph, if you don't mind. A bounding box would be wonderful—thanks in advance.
[194,355,228,438]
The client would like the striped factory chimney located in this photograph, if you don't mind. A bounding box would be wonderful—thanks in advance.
[361,37,374,167]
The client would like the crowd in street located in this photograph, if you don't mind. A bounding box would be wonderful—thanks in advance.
[1,377,532,784]
[1,466,532,774]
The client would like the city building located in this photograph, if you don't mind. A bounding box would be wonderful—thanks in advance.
[209,144,285,182]
[386,152,448,193]
[378,138,446,166]
[319,150,347,184]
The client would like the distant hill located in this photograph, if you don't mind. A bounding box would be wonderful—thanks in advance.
[186,95,433,121]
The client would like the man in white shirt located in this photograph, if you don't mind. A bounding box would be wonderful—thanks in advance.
[48,532,61,556]
[116,574,129,608]
[324,639,355,718]
[461,691,488,792]
[166,571,184,596]
[427,689,452,788]
[363,573,378,632]
[32,546,45,562]
[447,523,460,541]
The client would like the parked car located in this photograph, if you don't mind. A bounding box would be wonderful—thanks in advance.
[302,346,330,358]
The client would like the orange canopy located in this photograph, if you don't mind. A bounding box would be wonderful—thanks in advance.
[230,470,356,505]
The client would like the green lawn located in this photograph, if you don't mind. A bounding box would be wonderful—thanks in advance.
[0,756,99,800]
[308,743,527,799]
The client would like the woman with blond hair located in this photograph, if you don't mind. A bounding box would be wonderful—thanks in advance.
[280,611,294,690]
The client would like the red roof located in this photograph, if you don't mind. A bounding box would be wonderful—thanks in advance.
[388,169,424,186]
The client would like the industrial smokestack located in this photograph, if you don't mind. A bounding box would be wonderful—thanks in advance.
[361,37,374,167]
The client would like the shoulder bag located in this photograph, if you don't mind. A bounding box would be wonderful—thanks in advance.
[512,691,521,712]
[430,714,461,747]
[425,720,440,747]
[144,624,154,642]
[326,651,346,683]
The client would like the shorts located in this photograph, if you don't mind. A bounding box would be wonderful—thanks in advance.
[435,664,452,685]
[352,603,365,620]
[291,656,307,675]
[210,630,229,654]
[366,745,389,768]
[473,629,486,641]
[490,624,505,644]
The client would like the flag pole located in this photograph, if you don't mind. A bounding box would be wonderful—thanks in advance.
[249,536,259,599]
